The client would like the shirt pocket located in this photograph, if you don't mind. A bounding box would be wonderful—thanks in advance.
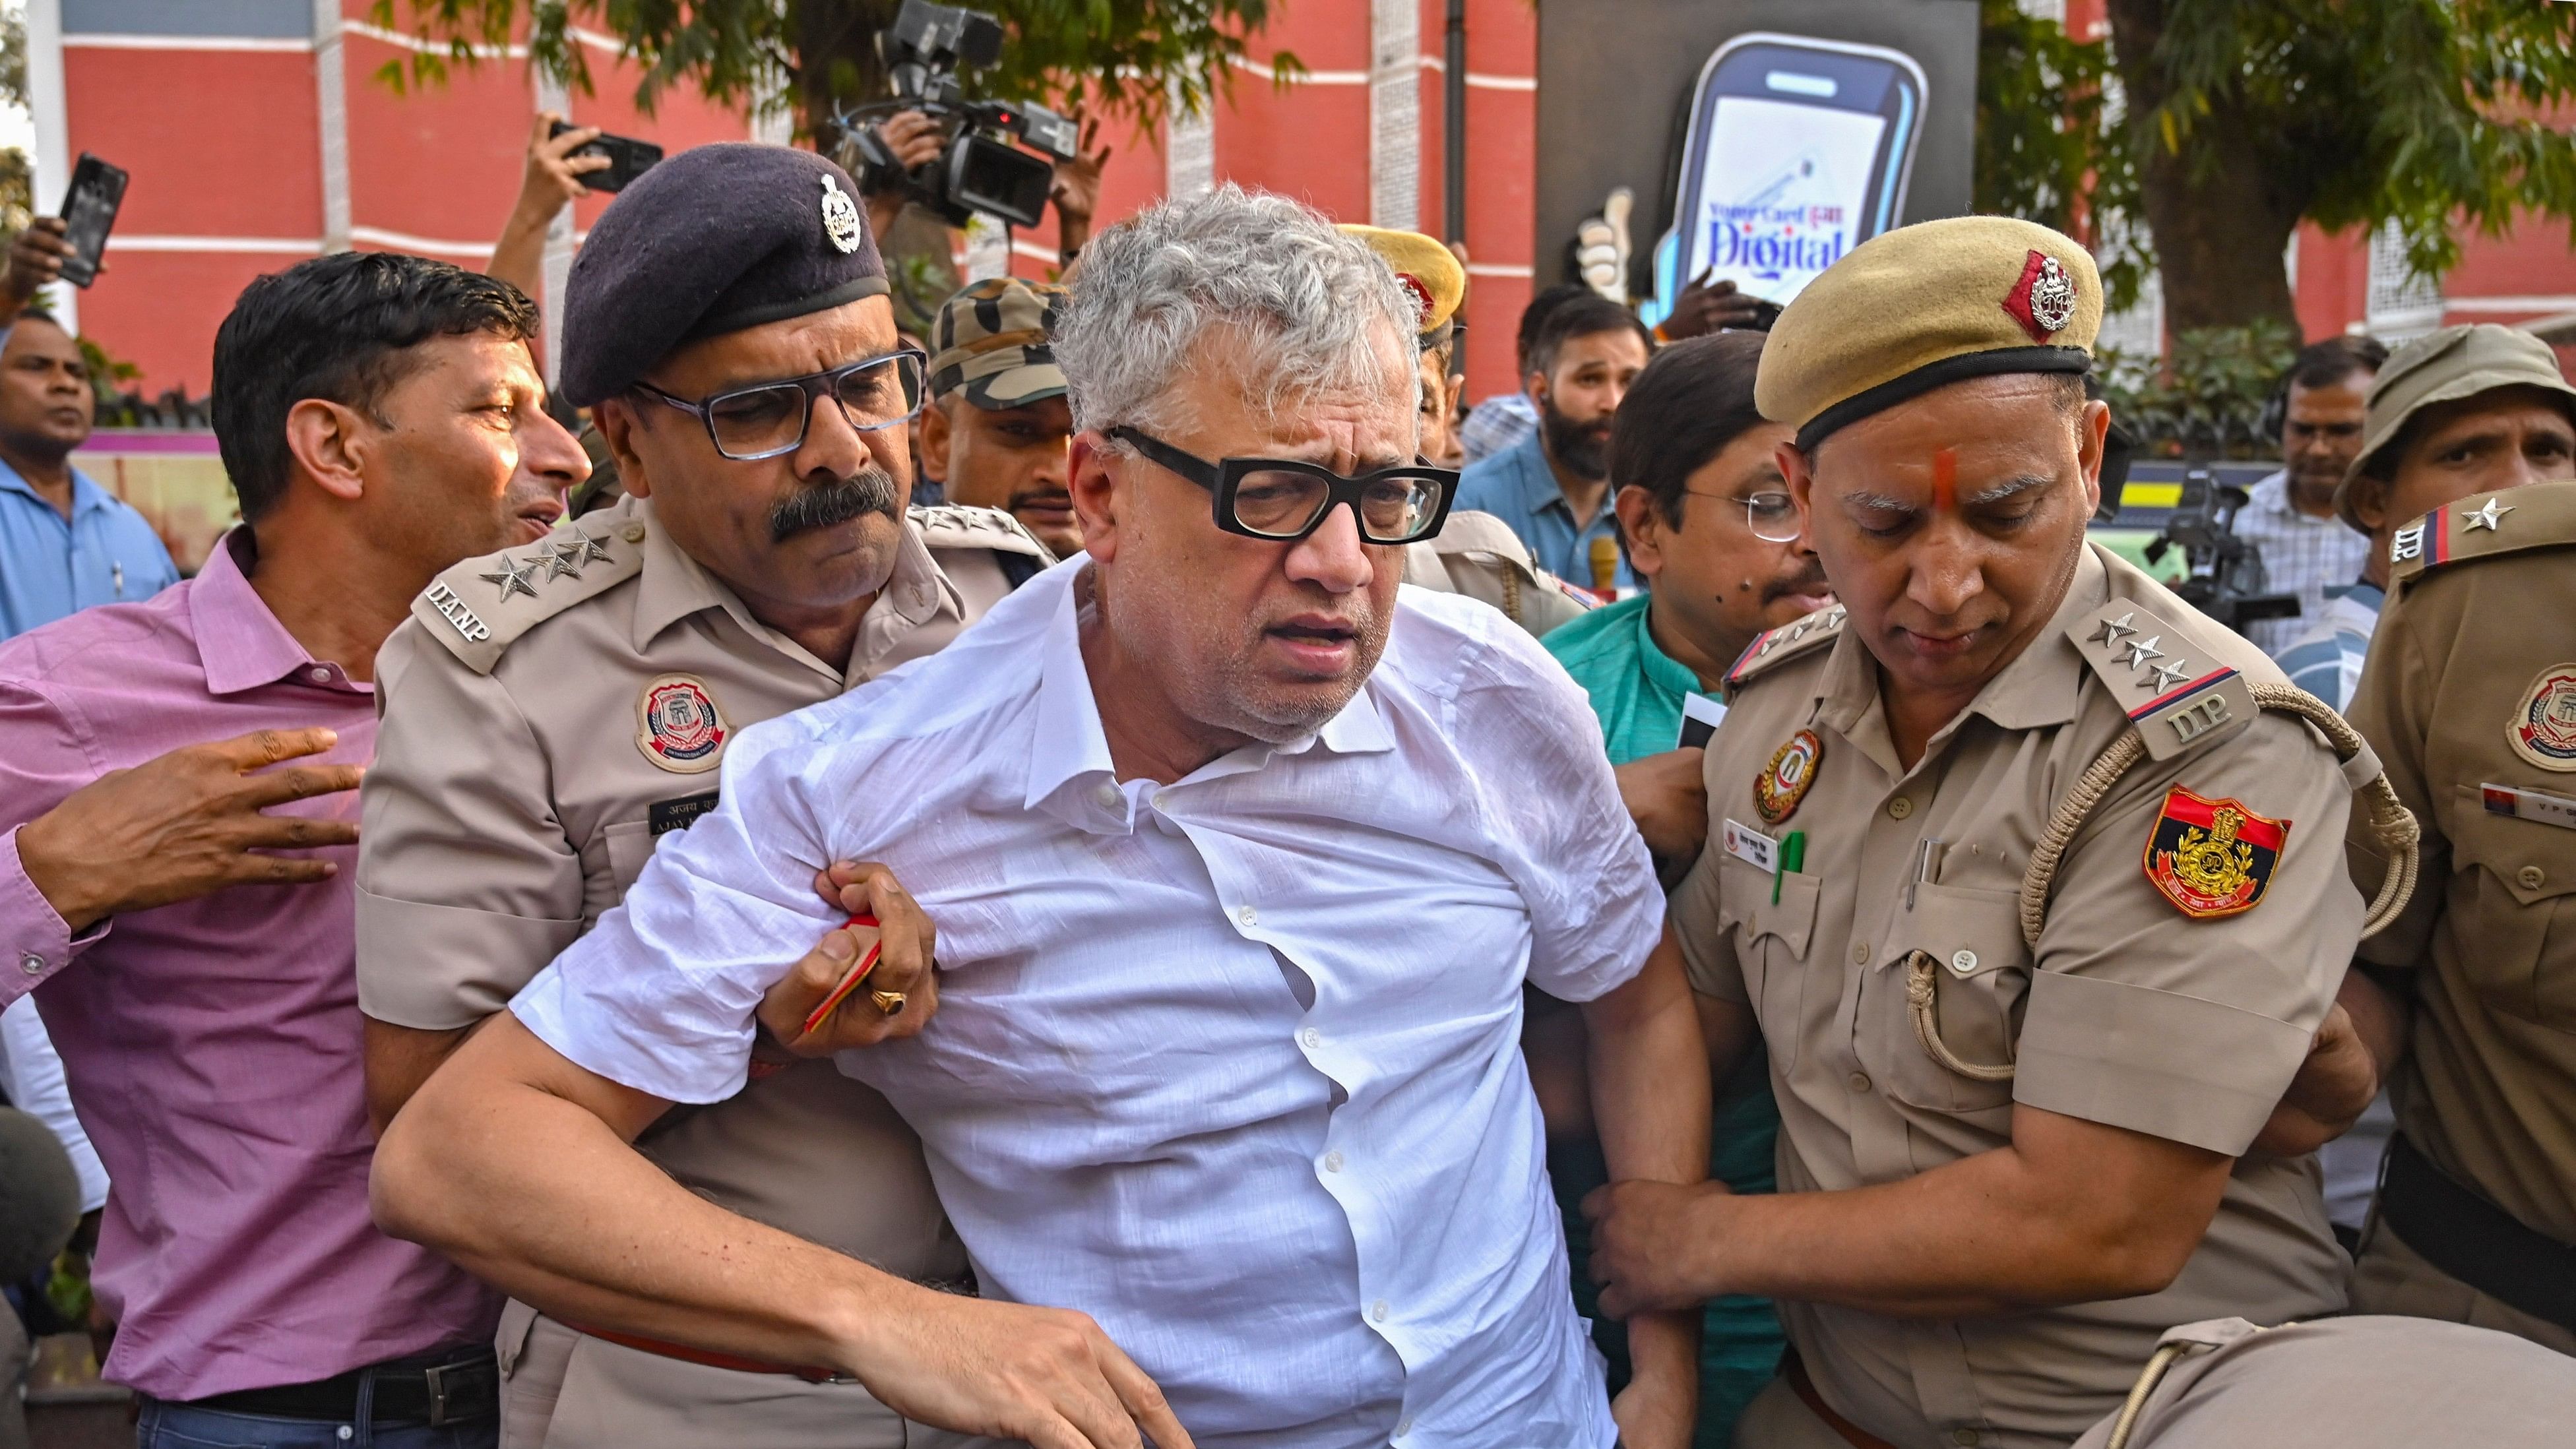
[1718,857,1822,1072]
[600,818,660,898]
[1875,882,2030,1119]
[2443,783,2576,1030]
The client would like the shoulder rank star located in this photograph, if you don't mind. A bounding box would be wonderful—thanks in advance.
[479,553,540,601]
[2143,786,2288,919]
[1755,729,1824,826]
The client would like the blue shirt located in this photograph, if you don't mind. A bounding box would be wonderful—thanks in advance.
[2270,580,2383,713]
[0,459,181,640]
[1455,429,1637,592]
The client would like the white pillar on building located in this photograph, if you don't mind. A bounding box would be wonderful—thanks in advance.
[313,0,352,253]
[1166,75,1214,202]
[534,67,573,379]
[1367,0,1419,230]
[24,0,73,332]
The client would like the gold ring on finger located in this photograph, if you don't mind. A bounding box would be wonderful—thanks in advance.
[869,989,908,1016]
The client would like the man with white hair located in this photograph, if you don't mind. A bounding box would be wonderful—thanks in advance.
[373,186,1710,1449]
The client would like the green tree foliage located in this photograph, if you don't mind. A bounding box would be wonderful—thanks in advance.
[369,0,1294,142]
[1980,1,2576,334]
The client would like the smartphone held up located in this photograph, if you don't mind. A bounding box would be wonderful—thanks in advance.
[58,153,129,289]
[549,122,664,194]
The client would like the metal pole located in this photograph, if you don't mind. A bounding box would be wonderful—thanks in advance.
[1443,0,1467,245]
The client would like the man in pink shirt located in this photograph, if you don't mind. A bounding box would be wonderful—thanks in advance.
[0,251,587,1448]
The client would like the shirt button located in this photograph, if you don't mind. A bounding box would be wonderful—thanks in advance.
[2520,865,2547,890]
[1397,1418,1414,1437]
[1952,1431,1980,1447]
[1301,1027,1322,1050]
[1323,1150,1344,1173]
[622,522,647,543]
[1951,948,1979,975]
[1847,1071,1871,1093]
[1887,797,1915,820]
[1852,942,1871,965]
[1237,905,1259,926]
[307,666,331,683]
[18,952,42,976]
[1093,784,1121,809]
[1371,1299,1390,1322]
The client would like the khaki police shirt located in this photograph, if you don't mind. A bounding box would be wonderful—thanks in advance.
[2347,480,2576,1246]
[1670,543,2354,1448]
[355,496,1041,1442]
[1402,509,1598,638]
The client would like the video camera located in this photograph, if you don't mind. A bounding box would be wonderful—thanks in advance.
[2141,464,2300,634]
[842,0,1080,230]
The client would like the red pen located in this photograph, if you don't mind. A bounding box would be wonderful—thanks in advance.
[798,913,883,1038]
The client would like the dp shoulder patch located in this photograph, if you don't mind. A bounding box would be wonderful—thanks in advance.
[2143,786,2288,920]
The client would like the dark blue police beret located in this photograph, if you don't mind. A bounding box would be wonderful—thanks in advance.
[559,142,889,408]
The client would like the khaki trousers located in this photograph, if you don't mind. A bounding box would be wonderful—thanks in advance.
[2350,1217,2576,1357]
[1731,1376,1860,1449]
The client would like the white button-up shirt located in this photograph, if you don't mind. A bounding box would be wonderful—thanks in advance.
[513,560,1663,1449]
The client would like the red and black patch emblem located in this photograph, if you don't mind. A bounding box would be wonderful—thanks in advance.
[1754,729,1824,825]
[2143,786,2288,919]
[2001,248,2078,343]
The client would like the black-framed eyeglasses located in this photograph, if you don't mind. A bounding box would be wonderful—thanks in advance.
[634,350,926,462]
[1106,425,1459,545]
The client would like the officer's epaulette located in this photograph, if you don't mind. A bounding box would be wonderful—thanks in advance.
[2389,479,2576,588]
[909,503,1054,563]
[2063,596,2257,762]
[409,504,647,676]
[1723,602,1846,694]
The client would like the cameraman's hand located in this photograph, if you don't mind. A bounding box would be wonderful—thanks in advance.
[1050,116,1112,261]
[1660,268,1768,340]
[866,110,947,239]
[4,218,80,311]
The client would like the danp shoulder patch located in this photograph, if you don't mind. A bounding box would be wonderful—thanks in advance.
[1724,602,1846,694]
[2391,479,2576,586]
[411,504,646,675]
[2064,598,2257,762]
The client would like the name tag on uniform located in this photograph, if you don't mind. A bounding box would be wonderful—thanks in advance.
[2482,783,2576,832]
[1678,691,1728,751]
[1721,818,1778,874]
[649,791,720,835]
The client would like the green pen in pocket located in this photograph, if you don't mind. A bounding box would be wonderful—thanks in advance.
[1775,830,1806,905]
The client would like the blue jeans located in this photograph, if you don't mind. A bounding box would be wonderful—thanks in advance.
[135,1396,497,1449]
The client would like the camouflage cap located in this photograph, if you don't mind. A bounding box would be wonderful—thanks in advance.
[1338,224,1466,344]
[2335,323,2576,530]
[927,276,1069,410]
[1756,215,2103,452]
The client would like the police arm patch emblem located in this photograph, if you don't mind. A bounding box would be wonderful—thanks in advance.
[2508,663,2576,772]
[636,674,730,774]
[1755,729,1824,826]
[2144,786,2288,919]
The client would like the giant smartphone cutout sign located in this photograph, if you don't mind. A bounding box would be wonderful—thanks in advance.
[1651,33,1928,319]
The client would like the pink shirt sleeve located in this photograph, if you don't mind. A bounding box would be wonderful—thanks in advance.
[0,680,112,1005]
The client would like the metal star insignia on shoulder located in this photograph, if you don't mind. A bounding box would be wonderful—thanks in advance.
[1724,602,1847,693]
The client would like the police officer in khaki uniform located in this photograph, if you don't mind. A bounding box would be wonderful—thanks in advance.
[2333,328,2576,1355]
[1335,224,1598,637]
[1581,217,2409,1448]
[356,144,1042,1449]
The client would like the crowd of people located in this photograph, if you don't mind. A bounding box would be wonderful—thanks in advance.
[0,107,2573,1449]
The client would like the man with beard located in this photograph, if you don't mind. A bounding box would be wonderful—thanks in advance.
[1457,294,1652,594]
[354,144,1049,1448]
[918,276,1083,568]
[1532,331,1826,1448]
[374,185,1712,1449]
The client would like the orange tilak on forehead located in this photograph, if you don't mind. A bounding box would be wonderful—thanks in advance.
[1930,447,1958,512]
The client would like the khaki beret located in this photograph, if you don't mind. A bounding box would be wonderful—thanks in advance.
[1756,215,2103,451]
[928,276,1068,410]
[1338,224,1466,342]
[2335,323,2576,530]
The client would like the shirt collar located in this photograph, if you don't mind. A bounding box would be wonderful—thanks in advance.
[2325,580,2385,611]
[1505,429,1572,518]
[191,528,356,696]
[1627,596,1709,698]
[1022,566,1397,818]
[1813,543,2106,757]
[0,458,109,516]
